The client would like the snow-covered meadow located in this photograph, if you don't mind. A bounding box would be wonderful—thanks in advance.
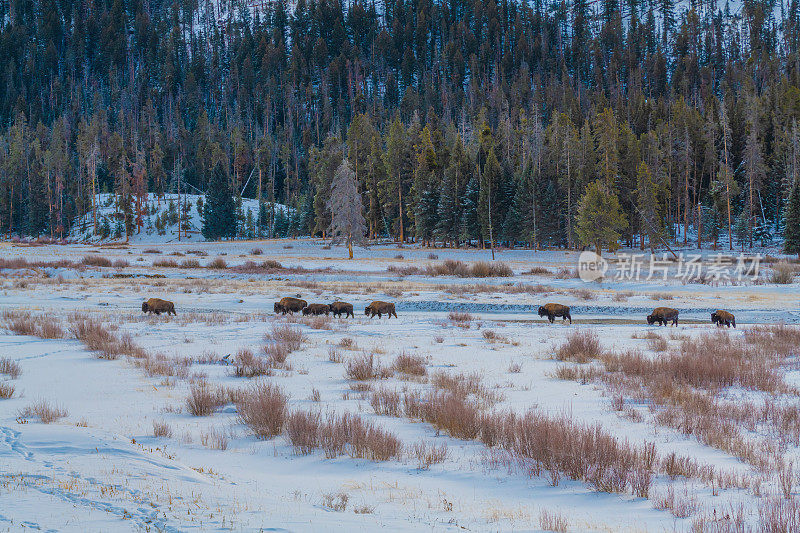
[1,239,799,531]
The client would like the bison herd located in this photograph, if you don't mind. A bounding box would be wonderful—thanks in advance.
[142,297,736,328]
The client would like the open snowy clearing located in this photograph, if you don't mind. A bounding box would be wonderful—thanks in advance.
[1,240,799,531]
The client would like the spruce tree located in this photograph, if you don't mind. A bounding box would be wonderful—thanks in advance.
[784,180,800,257]
[575,180,629,255]
[202,163,236,241]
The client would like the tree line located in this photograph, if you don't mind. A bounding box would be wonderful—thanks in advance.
[1,0,800,252]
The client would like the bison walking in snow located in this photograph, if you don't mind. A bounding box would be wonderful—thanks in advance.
[274,297,307,315]
[647,307,679,326]
[329,301,354,318]
[538,303,572,324]
[142,298,176,316]
[711,310,736,328]
[303,303,330,316]
[365,301,397,319]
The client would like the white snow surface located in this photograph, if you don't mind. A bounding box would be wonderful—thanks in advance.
[0,239,799,531]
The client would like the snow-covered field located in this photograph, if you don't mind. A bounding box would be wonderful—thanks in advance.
[1,239,799,531]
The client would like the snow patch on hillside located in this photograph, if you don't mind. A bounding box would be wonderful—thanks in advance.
[68,193,288,245]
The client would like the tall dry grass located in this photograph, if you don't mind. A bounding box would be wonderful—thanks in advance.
[236,381,289,438]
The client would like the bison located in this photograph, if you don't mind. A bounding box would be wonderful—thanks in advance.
[274,297,307,315]
[142,298,176,316]
[538,303,572,324]
[647,307,679,326]
[365,301,397,319]
[329,301,354,318]
[303,303,330,316]
[711,310,736,328]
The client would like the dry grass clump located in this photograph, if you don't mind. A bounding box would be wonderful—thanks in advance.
[572,288,596,300]
[370,387,402,416]
[236,381,289,438]
[230,260,298,274]
[0,382,15,399]
[321,492,349,512]
[392,352,427,376]
[346,353,392,381]
[135,353,190,378]
[152,420,173,438]
[411,440,448,469]
[69,314,146,360]
[338,337,358,350]
[200,427,229,450]
[523,266,552,275]
[554,267,578,279]
[407,390,481,439]
[81,255,112,267]
[285,410,402,461]
[265,324,305,352]
[186,381,229,416]
[646,334,669,352]
[539,509,569,532]
[758,496,800,530]
[554,330,602,363]
[0,357,21,379]
[181,259,201,268]
[208,257,228,269]
[482,329,513,344]
[770,262,797,284]
[112,259,129,268]
[153,258,179,268]
[389,259,513,278]
[2,311,65,339]
[233,348,272,377]
[17,399,68,423]
[448,311,473,327]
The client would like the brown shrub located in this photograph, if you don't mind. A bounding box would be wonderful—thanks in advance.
[346,353,391,381]
[758,496,800,531]
[0,382,14,399]
[152,420,173,438]
[554,330,602,363]
[770,262,797,284]
[448,311,473,326]
[411,440,449,469]
[186,381,228,416]
[233,348,272,377]
[112,259,130,268]
[266,324,305,352]
[286,410,321,455]
[153,258,179,268]
[236,381,289,438]
[392,352,427,376]
[17,399,68,423]
[0,357,21,379]
[181,259,201,268]
[208,257,228,269]
[370,387,402,416]
[81,255,112,267]
[69,316,119,359]
[200,427,229,450]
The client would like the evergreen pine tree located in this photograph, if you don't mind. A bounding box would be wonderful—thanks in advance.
[461,172,481,244]
[783,180,800,256]
[202,163,236,241]
[576,180,629,255]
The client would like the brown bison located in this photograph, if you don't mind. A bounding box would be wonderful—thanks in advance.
[303,303,330,316]
[365,301,397,319]
[711,310,736,328]
[647,307,679,326]
[274,297,307,315]
[329,301,354,318]
[538,303,572,324]
[142,298,176,316]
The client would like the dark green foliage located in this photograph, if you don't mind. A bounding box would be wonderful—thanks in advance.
[202,164,237,241]
[784,181,800,255]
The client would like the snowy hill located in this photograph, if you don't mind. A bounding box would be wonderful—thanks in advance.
[68,193,289,244]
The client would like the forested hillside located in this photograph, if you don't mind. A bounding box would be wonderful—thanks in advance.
[1,0,800,249]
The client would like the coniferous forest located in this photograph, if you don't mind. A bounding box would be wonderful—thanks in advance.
[2,0,800,251]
